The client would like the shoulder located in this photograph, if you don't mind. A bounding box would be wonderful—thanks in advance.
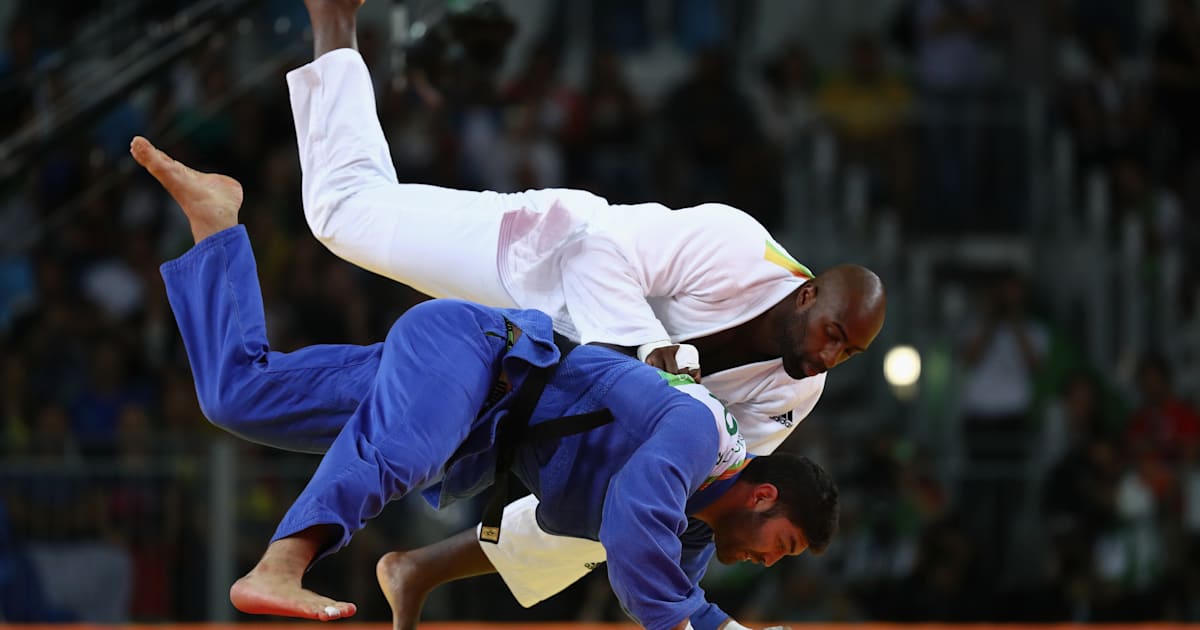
[652,381,736,480]
[606,368,723,442]
[666,204,784,265]
[687,203,769,232]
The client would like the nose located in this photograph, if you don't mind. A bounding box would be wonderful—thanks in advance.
[762,551,784,567]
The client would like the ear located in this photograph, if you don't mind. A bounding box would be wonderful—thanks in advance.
[796,282,818,308]
[749,483,780,513]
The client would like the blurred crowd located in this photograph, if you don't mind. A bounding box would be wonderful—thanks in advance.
[2,0,1200,624]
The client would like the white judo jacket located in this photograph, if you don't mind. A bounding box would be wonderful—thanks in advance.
[497,191,827,455]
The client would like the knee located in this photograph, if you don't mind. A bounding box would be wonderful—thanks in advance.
[195,383,236,432]
[303,149,390,242]
[303,189,382,266]
[193,368,256,434]
[382,301,505,369]
[304,191,349,244]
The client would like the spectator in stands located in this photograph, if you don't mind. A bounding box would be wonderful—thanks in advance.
[1,355,31,455]
[0,12,37,141]
[660,47,779,229]
[1064,28,1150,171]
[0,497,74,622]
[579,50,651,202]
[1041,372,1123,619]
[817,33,914,218]
[955,268,1049,601]
[909,0,998,232]
[1126,353,1200,499]
[752,42,819,157]
[68,338,152,454]
[1151,0,1200,183]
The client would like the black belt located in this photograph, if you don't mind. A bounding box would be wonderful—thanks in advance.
[479,331,614,544]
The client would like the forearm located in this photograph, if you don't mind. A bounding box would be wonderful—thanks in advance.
[601,415,718,630]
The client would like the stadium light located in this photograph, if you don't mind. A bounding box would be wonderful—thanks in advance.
[883,345,921,400]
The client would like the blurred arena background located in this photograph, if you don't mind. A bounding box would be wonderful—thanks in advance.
[2,0,1200,625]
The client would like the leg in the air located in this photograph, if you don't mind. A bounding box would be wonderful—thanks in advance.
[375,528,496,630]
[289,1,512,306]
[141,137,382,453]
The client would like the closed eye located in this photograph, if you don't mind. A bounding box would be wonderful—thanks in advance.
[832,322,866,355]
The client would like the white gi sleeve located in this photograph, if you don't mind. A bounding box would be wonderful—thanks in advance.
[559,235,671,346]
[559,203,774,347]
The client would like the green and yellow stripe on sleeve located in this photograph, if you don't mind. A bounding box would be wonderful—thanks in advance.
[764,239,813,279]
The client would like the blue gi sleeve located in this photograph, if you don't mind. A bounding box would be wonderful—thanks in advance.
[598,401,722,630]
[679,519,732,630]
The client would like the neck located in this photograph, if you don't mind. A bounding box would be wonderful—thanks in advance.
[687,306,783,374]
[692,481,748,527]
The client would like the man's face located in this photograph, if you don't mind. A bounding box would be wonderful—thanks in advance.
[778,287,878,380]
[711,509,808,568]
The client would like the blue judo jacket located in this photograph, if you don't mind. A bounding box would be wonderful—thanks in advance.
[161,225,735,630]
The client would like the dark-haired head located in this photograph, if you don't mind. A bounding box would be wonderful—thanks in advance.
[738,454,839,554]
[699,453,839,566]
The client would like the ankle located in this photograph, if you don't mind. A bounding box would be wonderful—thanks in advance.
[256,529,333,577]
[379,550,434,597]
[308,5,359,56]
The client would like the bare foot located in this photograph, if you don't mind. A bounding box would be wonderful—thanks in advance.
[376,550,429,630]
[129,136,242,244]
[230,569,357,622]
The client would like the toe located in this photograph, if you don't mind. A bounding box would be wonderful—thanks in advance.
[318,602,356,621]
[130,137,174,177]
[129,136,153,165]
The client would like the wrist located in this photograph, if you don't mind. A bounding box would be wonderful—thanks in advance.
[636,340,701,372]
[636,339,675,362]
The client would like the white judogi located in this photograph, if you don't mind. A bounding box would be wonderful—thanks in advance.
[287,48,826,605]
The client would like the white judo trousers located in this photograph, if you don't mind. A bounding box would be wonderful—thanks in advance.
[288,52,514,307]
[287,48,825,606]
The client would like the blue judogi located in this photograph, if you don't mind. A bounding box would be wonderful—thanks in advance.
[160,226,736,630]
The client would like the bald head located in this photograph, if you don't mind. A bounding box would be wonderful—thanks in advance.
[812,264,887,342]
[774,264,887,379]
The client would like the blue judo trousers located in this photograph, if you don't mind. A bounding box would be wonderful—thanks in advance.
[160,226,736,630]
[160,225,568,545]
